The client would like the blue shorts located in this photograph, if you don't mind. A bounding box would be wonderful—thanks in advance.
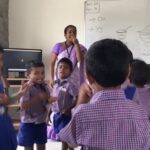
[18,122,47,147]
[53,112,71,134]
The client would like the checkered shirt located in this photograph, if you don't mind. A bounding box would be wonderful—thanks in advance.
[58,89,150,150]
[133,86,150,118]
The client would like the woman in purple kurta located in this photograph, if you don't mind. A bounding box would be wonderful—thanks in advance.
[50,25,87,89]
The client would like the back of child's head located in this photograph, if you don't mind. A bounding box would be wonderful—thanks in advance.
[25,60,44,75]
[86,39,132,87]
[128,49,133,64]
[147,64,150,84]
[130,59,149,87]
[57,57,73,72]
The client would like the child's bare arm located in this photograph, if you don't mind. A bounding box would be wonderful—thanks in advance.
[47,109,52,125]
[48,96,57,104]
[10,82,33,100]
[20,95,40,110]
[0,94,9,105]
[0,76,9,89]
[76,83,92,107]
[21,92,57,109]
[20,90,47,110]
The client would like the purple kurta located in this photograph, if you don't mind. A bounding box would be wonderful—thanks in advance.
[52,42,87,88]
[58,89,150,150]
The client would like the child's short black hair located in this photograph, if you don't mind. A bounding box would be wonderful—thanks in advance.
[64,25,77,34]
[0,45,4,53]
[57,58,73,72]
[147,64,150,84]
[86,39,132,87]
[130,59,149,87]
[128,49,133,64]
[25,60,44,75]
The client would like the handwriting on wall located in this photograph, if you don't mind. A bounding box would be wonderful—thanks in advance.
[85,0,150,63]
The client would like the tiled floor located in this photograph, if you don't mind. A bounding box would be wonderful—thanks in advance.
[17,140,80,150]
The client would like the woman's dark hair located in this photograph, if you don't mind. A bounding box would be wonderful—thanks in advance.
[64,25,77,34]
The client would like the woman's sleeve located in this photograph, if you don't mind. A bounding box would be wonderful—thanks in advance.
[80,44,87,53]
[51,43,61,55]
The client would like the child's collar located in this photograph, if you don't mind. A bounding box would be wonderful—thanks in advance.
[54,78,68,85]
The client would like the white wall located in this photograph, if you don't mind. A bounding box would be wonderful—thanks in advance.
[9,0,85,79]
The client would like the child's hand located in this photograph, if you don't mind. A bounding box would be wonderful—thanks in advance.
[0,62,3,73]
[19,82,33,96]
[61,108,71,116]
[0,93,9,104]
[48,96,57,104]
[70,35,79,45]
[38,92,49,102]
[76,83,92,107]
[49,79,54,89]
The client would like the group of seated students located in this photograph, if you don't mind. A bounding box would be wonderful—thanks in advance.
[1,37,150,150]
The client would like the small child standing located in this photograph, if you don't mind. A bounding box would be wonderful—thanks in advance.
[0,46,17,150]
[18,61,55,150]
[47,58,78,150]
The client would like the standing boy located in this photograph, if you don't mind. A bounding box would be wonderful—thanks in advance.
[18,61,55,150]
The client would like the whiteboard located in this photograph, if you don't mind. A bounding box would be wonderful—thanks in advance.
[85,0,150,63]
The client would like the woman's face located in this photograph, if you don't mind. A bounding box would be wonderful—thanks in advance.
[64,27,77,42]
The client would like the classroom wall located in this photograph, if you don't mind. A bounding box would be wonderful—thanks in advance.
[9,0,85,79]
[0,0,9,47]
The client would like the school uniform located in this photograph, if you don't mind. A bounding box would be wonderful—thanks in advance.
[18,83,50,147]
[58,89,150,150]
[133,85,150,118]
[47,78,78,140]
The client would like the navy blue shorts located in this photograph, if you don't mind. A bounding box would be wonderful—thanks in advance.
[18,122,47,147]
[53,112,71,134]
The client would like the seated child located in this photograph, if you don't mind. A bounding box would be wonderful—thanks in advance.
[18,61,55,150]
[58,39,150,149]
[130,59,150,118]
[47,58,78,150]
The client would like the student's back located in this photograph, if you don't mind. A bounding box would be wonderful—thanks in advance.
[72,90,150,149]
[58,39,150,150]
